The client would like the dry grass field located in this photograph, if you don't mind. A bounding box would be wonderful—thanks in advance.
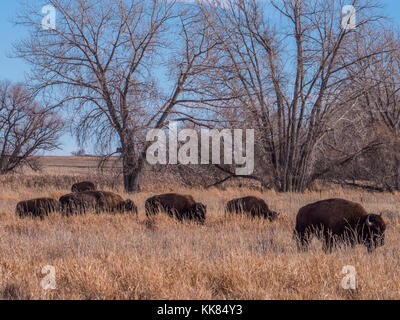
[0,157,400,300]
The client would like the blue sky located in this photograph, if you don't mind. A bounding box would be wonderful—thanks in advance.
[1,0,400,156]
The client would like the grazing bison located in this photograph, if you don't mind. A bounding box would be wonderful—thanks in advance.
[145,193,206,224]
[59,192,98,215]
[59,191,137,216]
[71,181,96,193]
[16,198,59,219]
[96,191,137,214]
[294,198,386,253]
[226,196,279,221]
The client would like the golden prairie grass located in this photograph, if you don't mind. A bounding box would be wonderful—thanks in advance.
[0,165,400,299]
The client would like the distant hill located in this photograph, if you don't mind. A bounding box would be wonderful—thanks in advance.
[31,156,122,174]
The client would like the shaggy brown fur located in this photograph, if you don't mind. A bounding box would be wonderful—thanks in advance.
[294,198,386,253]
[71,181,96,193]
[226,196,279,221]
[59,192,98,215]
[16,198,59,219]
[145,193,206,223]
[59,191,137,216]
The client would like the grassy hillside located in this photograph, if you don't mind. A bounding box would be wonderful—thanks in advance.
[0,157,399,299]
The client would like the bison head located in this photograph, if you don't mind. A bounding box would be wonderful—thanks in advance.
[363,213,386,252]
[267,210,280,221]
[124,199,138,214]
[192,202,206,224]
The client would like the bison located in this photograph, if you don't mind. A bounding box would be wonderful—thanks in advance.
[59,191,137,216]
[294,198,386,253]
[226,196,279,221]
[145,193,206,224]
[16,198,59,219]
[96,191,137,214]
[59,191,98,215]
[71,181,96,193]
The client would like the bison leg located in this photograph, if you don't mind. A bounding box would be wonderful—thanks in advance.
[66,202,73,216]
[366,243,375,254]
[145,206,156,217]
[322,231,335,253]
[165,207,175,219]
[173,209,183,221]
[293,230,310,252]
[38,211,45,221]
[345,235,357,249]
[145,201,161,218]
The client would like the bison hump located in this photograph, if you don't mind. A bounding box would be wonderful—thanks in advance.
[297,198,367,228]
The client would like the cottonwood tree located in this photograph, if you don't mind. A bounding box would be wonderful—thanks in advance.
[201,0,389,191]
[15,0,225,192]
[346,32,400,190]
[0,81,63,174]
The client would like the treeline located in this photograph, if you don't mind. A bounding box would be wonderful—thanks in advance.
[1,0,399,193]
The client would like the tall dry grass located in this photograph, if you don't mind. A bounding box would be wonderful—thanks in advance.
[0,168,400,299]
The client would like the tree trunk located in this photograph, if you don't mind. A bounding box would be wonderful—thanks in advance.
[123,170,140,193]
[395,154,400,191]
[121,140,145,193]
[272,153,312,193]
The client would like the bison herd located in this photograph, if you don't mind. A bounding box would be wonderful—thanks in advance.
[15,181,387,253]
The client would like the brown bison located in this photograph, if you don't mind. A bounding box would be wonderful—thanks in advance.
[59,191,137,216]
[59,192,98,215]
[226,196,279,221]
[71,181,96,193]
[145,193,206,224]
[294,198,386,253]
[16,198,59,219]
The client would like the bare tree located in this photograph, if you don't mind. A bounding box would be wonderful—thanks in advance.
[0,81,63,174]
[71,148,86,156]
[201,0,389,191]
[15,0,225,192]
[346,31,400,190]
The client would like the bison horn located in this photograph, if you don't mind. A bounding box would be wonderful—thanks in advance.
[366,215,373,227]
